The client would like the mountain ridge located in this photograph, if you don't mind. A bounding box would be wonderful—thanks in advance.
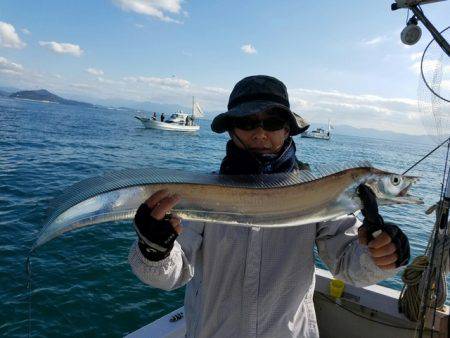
[9,89,95,107]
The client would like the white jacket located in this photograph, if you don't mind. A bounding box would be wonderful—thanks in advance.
[129,215,396,338]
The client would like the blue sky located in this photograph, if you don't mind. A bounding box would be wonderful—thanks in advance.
[0,0,449,134]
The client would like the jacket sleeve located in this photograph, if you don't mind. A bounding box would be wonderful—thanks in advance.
[128,221,204,291]
[315,215,400,287]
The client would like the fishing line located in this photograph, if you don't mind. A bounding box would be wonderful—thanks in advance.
[26,255,31,338]
[26,249,90,338]
[402,136,450,175]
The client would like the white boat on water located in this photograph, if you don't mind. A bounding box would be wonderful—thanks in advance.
[125,267,449,338]
[135,97,204,132]
[301,119,333,140]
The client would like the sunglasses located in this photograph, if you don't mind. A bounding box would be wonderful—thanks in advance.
[233,116,287,131]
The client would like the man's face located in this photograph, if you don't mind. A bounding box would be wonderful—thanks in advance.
[230,111,289,154]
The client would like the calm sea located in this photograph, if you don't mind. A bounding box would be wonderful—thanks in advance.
[0,97,447,337]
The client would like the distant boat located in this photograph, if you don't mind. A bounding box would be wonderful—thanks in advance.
[135,97,204,132]
[301,120,333,140]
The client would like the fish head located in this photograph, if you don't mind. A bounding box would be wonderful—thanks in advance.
[363,173,423,205]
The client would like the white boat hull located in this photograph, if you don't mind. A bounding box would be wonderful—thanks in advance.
[301,132,331,140]
[135,116,200,132]
[125,268,449,338]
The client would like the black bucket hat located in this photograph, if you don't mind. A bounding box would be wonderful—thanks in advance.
[211,75,309,135]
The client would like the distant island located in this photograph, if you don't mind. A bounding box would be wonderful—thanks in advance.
[9,89,95,108]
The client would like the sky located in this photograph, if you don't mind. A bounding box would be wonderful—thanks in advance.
[0,0,449,135]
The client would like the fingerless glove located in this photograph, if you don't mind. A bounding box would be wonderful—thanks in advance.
[133,203,178,261]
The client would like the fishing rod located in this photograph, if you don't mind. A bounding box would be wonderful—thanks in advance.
[391,1,450,337]
[417,145,450,337]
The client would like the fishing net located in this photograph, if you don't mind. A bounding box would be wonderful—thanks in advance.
[418,28,450,143]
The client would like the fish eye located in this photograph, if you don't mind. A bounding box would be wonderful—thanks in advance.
[390,175,401,186]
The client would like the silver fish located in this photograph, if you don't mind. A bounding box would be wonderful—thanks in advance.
[31,162,422,251]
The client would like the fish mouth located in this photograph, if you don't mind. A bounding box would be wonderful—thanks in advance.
[398,176,419,197]
[398,183,412,197]
[397,183,423,204]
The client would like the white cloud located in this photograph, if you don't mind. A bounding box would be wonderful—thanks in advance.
[442,80,450,90]
[362,36,387,46]
[444,65,450,75]
[113,0,183,23]
[71,83,96,90]
[203,86,229,95]
[410,52,422,61]
[0,21,26,49]
[288,87,428,134]
[86,67,104,76]
[97,76,124,85]
[123,75,190,88]
[39,41,84,57]
[21,28,31,35]
[0,56,24,75]
[241,44,257,54]
[134,23,145,28]
[410,59,445,75]
[1,56,436,135]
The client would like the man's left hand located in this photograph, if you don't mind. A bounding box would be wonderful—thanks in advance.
[357,184,410,270]
[358,222,410,270]
[358,228,398,270]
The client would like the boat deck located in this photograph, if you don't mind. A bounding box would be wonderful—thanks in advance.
[125,268,449,337]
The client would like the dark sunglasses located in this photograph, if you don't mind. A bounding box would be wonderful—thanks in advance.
[233,116,287,131]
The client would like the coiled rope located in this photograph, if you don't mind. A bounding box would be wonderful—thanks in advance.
[399,255,430,321]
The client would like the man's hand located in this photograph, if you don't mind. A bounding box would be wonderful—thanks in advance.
[143,189,183,234]
[133,189,183,261]
[358,228,398,270]
[357,183,410,270]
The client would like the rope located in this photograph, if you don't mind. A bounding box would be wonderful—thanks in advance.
[399,255,430,322]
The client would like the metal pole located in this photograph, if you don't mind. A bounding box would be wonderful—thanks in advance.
[410,5,450,56]
[418,147,450,337]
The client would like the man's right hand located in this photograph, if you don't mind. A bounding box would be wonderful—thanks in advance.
[134,189,183,261]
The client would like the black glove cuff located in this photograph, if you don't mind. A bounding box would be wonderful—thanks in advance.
[138,240,172,261]
[134,203,178,262]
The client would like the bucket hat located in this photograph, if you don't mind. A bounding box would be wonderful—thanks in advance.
[211,75,309,135]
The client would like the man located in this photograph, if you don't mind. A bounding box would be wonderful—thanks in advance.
[129,75,410,337]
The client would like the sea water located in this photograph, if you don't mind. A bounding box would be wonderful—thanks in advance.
[0,97,447,337]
